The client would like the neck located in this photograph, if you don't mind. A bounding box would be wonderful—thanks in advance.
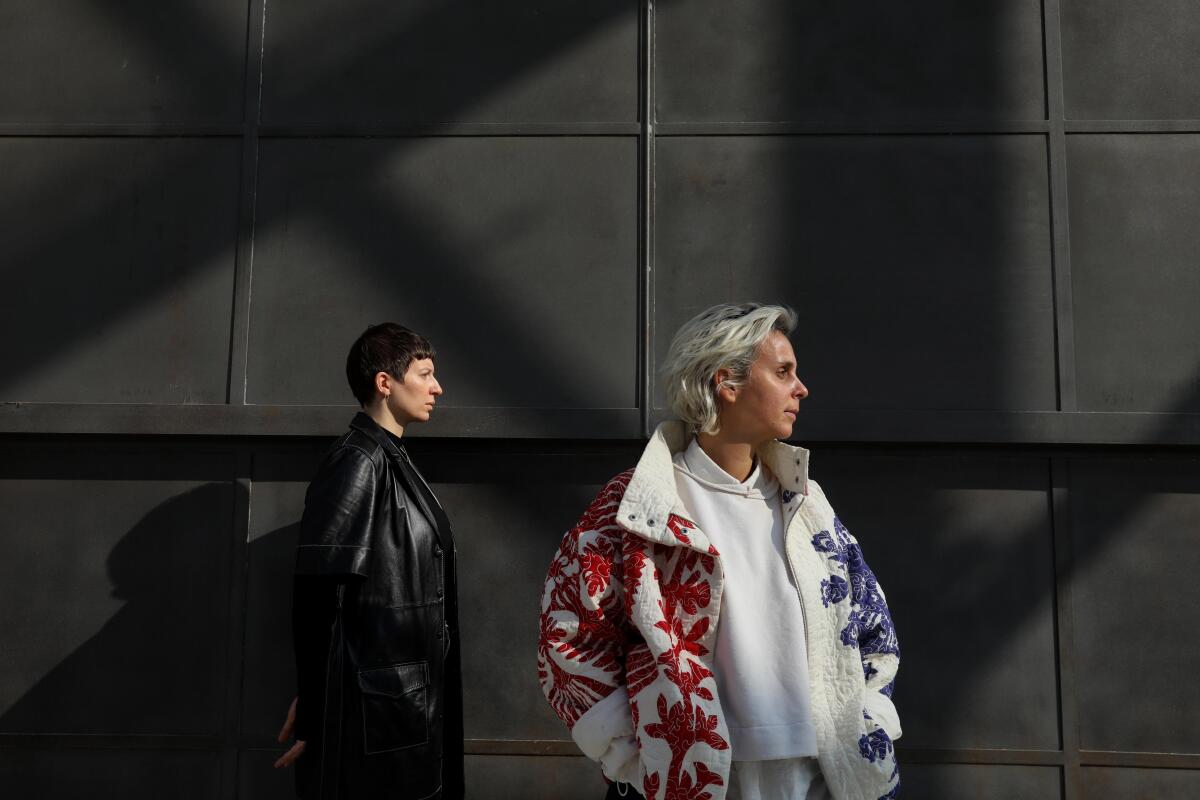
[364,400,407,439]
[695,431,759,482]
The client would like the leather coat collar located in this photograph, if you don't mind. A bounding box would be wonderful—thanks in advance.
[349,411,406,463]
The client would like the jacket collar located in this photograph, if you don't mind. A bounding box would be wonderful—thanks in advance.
[349,411,406,463]
[617,420,810,554]
[350,412,453,543]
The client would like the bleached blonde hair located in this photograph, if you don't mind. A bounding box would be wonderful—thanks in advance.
[662,302,798,435]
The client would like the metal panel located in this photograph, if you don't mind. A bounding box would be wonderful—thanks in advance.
[247,137,638,409]
[249,751,606,800]
[1062,1,1200,120]
[656,0,1045,123]
[1069,457,1200,753]
[1081,767,1200,798]
[423,446,639,740]
[1068,135,1200,414]
[0,453,236,735]
[1044,0,1078,415]
[0,748,222,800]
[813,453,1060,750]
[239,747,301,800]
[0,138,241,404]
[899,763,1062,799]
[260,0,638,124]
[654,135,1056,413]
[465,754,599,800]
[10,405,1200,445]
[241,482,311,739]
[0,0,247,124]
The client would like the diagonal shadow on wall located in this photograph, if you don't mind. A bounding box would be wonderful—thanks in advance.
[0,0,647,409]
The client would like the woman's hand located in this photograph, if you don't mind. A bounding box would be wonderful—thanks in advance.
[273,696,307,768]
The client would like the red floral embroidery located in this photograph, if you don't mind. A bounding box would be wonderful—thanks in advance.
[538,472,633,726]
[643,771,661,800]
[581,542,614,597]
[677,762,725,800]
[643,694,727,800]
[539,653,618,727]
[539,469,729,800]
[666,514,696,546]
[625,641,657,698]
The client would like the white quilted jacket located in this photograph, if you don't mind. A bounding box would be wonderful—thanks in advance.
[538,422,902,800]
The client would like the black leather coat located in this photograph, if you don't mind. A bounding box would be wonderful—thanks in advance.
[295,412,463,800]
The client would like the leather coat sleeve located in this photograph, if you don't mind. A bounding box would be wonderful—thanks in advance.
[296,445,378,577]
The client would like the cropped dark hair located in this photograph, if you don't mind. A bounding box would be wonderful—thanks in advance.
[345,323,436,406]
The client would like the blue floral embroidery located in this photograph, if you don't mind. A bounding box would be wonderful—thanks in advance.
[810,516,900,659]
[782,489,798,503]
[811,529,839,557]
[820,574,849,607]
[845,541,865,574]
[858,729,893,763]
[864,711,902,793]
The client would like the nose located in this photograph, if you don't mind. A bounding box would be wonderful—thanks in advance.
[431,379,443,396]
[795,379,809,400]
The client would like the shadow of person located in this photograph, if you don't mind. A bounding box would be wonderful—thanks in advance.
[0,481,243,738]
[238,513,306,800]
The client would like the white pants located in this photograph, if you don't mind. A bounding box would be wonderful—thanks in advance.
[727,758,831,800]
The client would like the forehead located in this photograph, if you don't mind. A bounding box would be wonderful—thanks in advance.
[406,357,436,372]
[755,330,796,363]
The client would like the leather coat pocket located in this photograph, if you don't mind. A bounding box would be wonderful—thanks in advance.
[357,661,429,754]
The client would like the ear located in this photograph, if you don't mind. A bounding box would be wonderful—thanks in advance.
[713,368,737,404]
[373,371,391,398]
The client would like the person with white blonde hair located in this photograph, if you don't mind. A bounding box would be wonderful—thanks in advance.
[538,302,901,800]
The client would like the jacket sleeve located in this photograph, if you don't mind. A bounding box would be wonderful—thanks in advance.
[844,523,902,740]
[537,472,641,783]
[296,445,378,577]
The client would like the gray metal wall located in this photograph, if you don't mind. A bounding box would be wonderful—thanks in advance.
[2,1,1199,798]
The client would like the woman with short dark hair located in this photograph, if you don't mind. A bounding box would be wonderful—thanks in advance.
[277,323,464,800]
